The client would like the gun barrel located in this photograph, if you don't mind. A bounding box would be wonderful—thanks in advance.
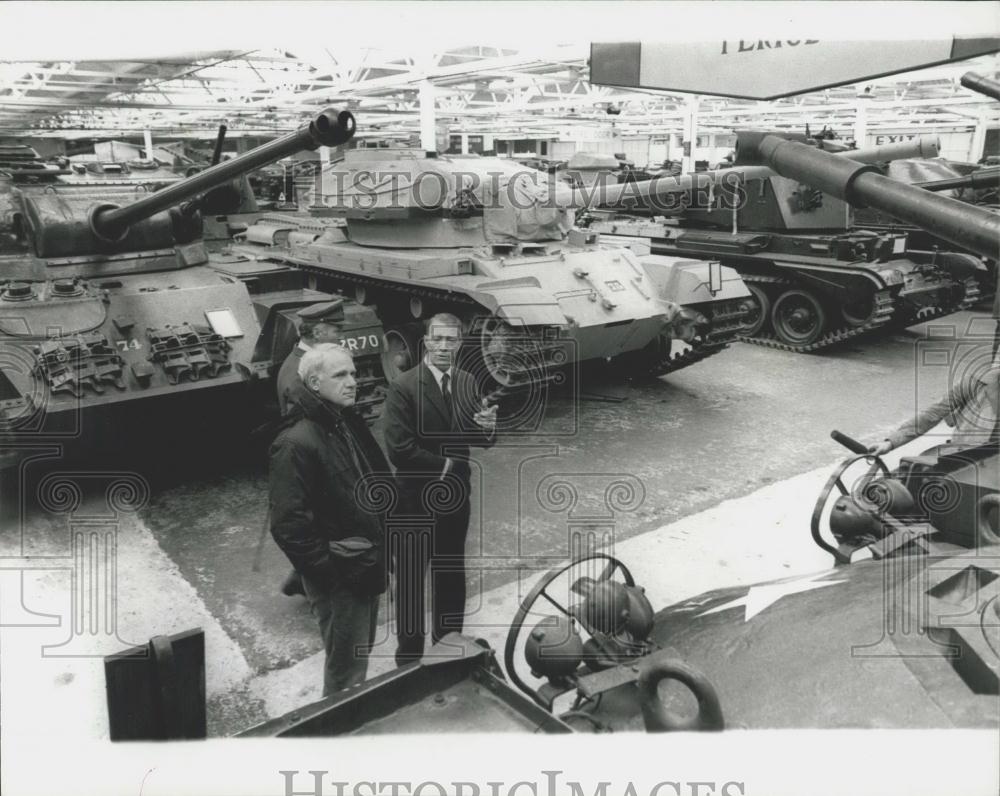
[586,135,940,210]
[92,108,355,239]
[961,71,1000,102]
[851,136,939,163]
[210,123,228,167]
[914,167,1000,192]
[735,132,1000,261]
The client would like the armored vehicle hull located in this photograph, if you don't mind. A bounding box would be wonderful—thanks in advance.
[239,150,752,397]
[258,432,999,736]
[592,218,982,350]
[208,541,1000,736]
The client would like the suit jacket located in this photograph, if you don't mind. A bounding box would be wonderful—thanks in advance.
[276,346,305,416]
[383,362,495,492]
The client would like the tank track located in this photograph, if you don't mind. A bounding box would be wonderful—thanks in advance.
[648,339,730,377]
[644,298,748,377]
[737,274,896,353]
[477,331,568,392]
[884,276,981,330]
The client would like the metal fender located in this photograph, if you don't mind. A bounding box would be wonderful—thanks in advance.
[640,255,751,305]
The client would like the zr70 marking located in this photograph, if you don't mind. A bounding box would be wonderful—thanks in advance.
[341,334,380,351]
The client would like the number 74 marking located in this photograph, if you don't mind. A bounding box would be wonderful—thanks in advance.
[116,339,142,352]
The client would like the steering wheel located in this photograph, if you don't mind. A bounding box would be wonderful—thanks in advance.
[503,554,634,706]
[812,431,891,564]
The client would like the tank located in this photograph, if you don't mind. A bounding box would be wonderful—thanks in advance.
[0,107,385,467]
[733,131,1000,259]
[585,135,988,351]
[232,149,753,400]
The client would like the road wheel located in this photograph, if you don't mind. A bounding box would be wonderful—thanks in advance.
[380,323,422,382]
[840,293,877,328]
[741,283,772,336]
[478,317,520,387]
[771,289,827,346]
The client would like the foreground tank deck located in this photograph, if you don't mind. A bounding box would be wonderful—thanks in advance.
[239,636,573,737]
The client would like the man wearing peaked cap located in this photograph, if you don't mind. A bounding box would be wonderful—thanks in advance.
[275,298,346,598]
[276,299,346,416]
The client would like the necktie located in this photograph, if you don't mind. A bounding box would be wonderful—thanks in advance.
[441,372,455,425]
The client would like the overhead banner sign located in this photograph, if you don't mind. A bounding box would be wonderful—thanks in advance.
[590,38,1000,100]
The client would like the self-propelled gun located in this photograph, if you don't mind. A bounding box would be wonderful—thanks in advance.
[585,135,987,351]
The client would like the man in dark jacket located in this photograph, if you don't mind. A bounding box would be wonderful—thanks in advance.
[270,343,392,695]
[382,313,497,665]
[275,299,346,598]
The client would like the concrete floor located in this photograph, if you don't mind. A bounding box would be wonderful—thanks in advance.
[1,310,995,745]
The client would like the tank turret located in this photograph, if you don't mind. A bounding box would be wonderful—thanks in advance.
[11,108,354,263]
[734,131,1000,261]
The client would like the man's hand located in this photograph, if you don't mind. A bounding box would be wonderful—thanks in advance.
[868,440,893,456]
[473,398,498,432]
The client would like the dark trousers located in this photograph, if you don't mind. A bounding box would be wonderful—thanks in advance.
[301,575,379,696]
[392,494,472,666]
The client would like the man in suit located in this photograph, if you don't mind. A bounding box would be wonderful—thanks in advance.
[275,299,345,597]
[383,312,498,665]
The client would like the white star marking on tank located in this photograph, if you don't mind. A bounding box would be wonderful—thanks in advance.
[696,571,849,622]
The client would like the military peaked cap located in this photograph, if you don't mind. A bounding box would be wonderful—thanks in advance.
[297,299,345,323]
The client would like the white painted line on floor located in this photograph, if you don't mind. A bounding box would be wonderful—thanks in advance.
[0,502,252,740]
